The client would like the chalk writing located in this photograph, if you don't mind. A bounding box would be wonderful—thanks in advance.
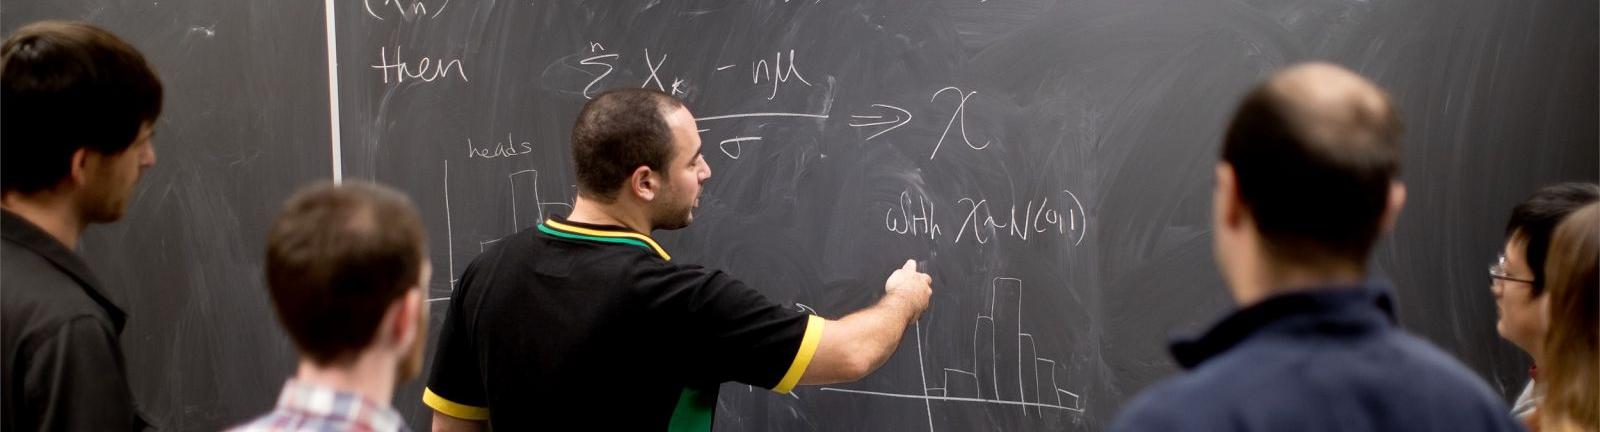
[572,45,693,98]
[955,192,1082,245]
[363,0,450,21]
[885,188,1088,246]
[930,87,989,159]
[466,133,534,159]
[751,50,813,100]
[508,170,573,230]
[371,46,468,84]
[821,277,1086,432]
[641,49,669,92]
[669,78,690,97]
[849,104,913,140]
[579,48,618,99]
[718,137,762,159]
[443,160,455,288]
[886,191,942,240]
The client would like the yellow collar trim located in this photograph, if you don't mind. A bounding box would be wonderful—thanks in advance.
[544,219,671,261]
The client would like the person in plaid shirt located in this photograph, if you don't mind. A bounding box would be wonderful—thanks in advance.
[231,181,432,432]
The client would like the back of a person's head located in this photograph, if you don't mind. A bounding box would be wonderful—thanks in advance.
[1506,183,1600,296]
[1540,203,1598,432]
[265,181,426,366]
[1222,62,1402,269]
[1,20,163,194]
[570,88,684,202]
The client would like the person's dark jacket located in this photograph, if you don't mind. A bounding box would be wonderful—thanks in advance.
[1111,283,1522,432]
[2,210,149,431]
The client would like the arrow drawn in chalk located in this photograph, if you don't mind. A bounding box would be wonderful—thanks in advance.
[848,104,913,140]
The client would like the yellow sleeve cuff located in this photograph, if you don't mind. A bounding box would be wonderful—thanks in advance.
[771,315,826,394]
[423,387,490,420]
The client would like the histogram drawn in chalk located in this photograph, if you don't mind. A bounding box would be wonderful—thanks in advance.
[819,277,1085,431]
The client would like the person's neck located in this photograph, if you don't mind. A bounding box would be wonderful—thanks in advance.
[2,192,85,250]
[1232,260,1365,307]
[294,352,398,409]
[1527,343,1545,372]
[566,196,653,234]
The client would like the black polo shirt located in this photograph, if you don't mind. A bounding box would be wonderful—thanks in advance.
[1,210,150,431]
[424,215,823,431]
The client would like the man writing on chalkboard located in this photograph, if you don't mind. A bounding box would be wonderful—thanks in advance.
[230,182,431,432]
[1108,63,1520,431]
[424,88,934,431]
[0,21,161,431]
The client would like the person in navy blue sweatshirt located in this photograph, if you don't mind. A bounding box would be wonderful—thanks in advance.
[1109,62,1522,432]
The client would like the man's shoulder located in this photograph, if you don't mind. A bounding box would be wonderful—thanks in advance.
[1111,372,1235,431]
[227,405,403,432]
[1112,330,1519,432]
[459,227,730,302]
[2,241,113,337]
[1240,326,1510,412]
[1380,329,1510,402]
[471,225,684,267]
[226,410,309,432]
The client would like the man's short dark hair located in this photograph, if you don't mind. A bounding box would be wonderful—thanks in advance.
[1504,182,1600,296]
[1,21,164,194]
[266,181,427,365]
[1222,65,1403,268]
[571,88,685,202]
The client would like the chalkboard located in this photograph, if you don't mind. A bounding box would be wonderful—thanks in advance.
[331,0,1598,430]
[4,0,1595,430]
[0,1,330,430]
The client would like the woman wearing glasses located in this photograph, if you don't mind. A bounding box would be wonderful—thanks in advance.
[1490,183,1597,421]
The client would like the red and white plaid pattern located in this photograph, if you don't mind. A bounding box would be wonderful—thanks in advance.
[229,379,407,432]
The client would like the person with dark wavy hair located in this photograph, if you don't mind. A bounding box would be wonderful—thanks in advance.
[1,20,163,431]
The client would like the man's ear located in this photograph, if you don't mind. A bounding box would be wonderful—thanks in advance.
[389,289,424,348]
[69,148,93,188]
[629,166,657,202]
[1380,181,1406,233]
[1214,163,1244,230]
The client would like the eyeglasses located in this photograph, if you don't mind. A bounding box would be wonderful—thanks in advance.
[1488,254,1536,288]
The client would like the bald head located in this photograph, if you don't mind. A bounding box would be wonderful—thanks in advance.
[1261,63,1399,159]
[1222,62,1403,268]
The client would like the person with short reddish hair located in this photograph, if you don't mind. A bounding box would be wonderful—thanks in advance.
[230,181,431,432]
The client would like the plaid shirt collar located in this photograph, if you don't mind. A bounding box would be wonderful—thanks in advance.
[273,379,406,432]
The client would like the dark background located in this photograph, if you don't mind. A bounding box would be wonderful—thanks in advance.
[5,0,1596,430]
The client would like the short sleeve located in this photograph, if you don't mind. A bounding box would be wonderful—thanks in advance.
[19,315,143,431]
[423,268,490,421]
[645,267,825,394]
